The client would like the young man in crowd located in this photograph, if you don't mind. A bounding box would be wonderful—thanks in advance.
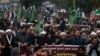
[77,46,86,56]
[68,30,86,45]
[14,26,31,56]
[56,32,69,45]
[86,36,100,56]
[14,26,31,47]
[31,46,43,56]
[0,30,6,56]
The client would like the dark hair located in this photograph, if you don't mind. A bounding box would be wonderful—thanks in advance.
[91,36,97,41]
[34,46,42,52]
[78,46,85,51]
[20,26,26,29]
[66,32,70,34]
[75,30,80,32]
[70,30,75,33]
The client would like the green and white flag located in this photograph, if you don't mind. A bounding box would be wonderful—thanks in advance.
[95,9,100,16]
[70,11,77,23]
[37,19,41,33]
[17,6,22,20]
[28,6,35,23]
[70,0,77,23]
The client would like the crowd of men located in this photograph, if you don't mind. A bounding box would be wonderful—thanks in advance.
[0,6,100,56]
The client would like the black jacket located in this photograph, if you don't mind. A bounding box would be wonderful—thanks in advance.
[14,32,31,46]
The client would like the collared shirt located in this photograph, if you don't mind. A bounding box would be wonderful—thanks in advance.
[91,50,97,56]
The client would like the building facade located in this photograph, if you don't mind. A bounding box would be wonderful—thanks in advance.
[0,0,20,11]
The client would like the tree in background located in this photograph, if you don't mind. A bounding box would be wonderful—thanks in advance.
[90,0,100,8]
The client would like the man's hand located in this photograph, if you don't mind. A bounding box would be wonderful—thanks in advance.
[61,43,64,46]
[18,42,24,47]
[35,43,39,46]
[18,42,21,45]
[52,43,55,46]
[44,43,48,46]
[30,45,34,48]
[23,43,27,46]
[1,45,5,48]
[0,36,2,38]
[9,45,13,49]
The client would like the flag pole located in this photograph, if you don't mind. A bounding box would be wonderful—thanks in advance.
[73,0,76,10]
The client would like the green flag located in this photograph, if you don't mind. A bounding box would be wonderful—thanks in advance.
[29,8,35,23]
[27,9,31,21]
[0,11,3,19]
[0,13,3,19]
[76,9,82,19]
[70,11,77,23]
[17,6,22,20]
[95,9,100,15]
[3,8,7,13]
[37,20,41,33]
[70,0,77,23]
[73,0,76,10]
[17,6,25,21]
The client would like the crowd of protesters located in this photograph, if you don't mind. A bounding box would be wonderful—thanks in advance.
[0,6,100,56]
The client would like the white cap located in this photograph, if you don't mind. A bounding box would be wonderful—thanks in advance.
[96,30,100,33]
[45,23,49,27]
[40,31,46,35]
[0,30,4,33]
[90,32,97,35]
[35,20,38,22]
[5,29,12,33]
[60,32,66,36]
[81,28,85,32]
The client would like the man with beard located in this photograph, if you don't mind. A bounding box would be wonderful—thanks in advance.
[31,46,42,56]
[0,30,6,56]
[56,32,69,45]
[31,30,40,47]
[45,32,55,45]
[54,31,60,43]
[68,30,86,45]
[86,37,100,56]
[39,31,47,46]
[96,30,100,43]
[14,26,31,56]
[15,26,31,46]
[77,46,86,56]
[4,29,15,56]
[96,30,100,56]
